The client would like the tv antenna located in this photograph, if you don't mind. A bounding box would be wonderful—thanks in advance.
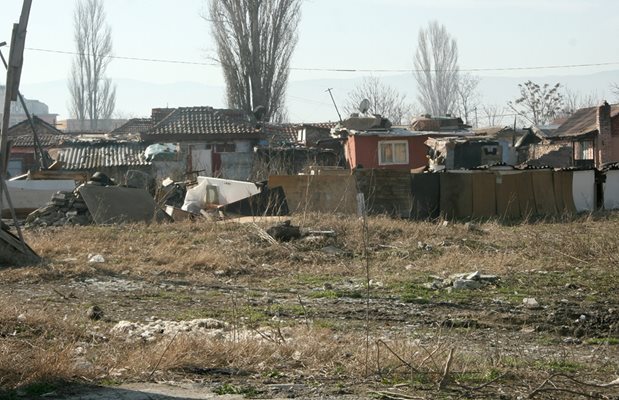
[325,88,343,123]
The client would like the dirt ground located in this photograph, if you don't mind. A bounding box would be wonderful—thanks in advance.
[1,214,618,399]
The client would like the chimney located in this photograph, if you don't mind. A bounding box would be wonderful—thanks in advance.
[597,101,612,165]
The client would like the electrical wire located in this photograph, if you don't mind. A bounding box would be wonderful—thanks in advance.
[23,47,619,74]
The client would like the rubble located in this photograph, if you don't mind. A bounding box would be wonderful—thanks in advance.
[25,188,93,228]
[110,318,230,342]
[523,298,541,309]
[423,271,499,291]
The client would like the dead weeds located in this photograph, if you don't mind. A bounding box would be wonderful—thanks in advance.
[0,213,618,398]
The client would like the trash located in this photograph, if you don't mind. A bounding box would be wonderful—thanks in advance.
[266,220,301,242]
[164,206,194,222]
[88,254,105,263]
[144,143,178,162]
[424,271,499,291]
[220,185,289,217]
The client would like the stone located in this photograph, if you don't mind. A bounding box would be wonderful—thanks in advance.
[453,279,483,290]
[523,298,540,309]
[89,254,105,263]
[321,245,343,255]
[87,305,104,320]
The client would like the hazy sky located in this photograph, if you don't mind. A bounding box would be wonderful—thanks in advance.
[2,0,619,119]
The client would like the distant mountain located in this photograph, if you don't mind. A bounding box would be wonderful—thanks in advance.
[20,70,619,125]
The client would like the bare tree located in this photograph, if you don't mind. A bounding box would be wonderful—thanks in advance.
[206,0,301,122]
[413,21,459,117]
[562,88,598,116]
[344,77,409,124]
[507,81,563,126]
[481,104,507,127]
[611,83,619,100]
[68,0,116,130]
[455,73,480,126]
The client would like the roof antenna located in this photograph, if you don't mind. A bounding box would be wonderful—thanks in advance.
[325,88,343,123]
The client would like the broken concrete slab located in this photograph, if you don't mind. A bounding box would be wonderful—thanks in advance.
[79,186,169,224]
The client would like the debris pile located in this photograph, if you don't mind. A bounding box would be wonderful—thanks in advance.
[110,318,230,342]
[25,189,93,227]
[423,271,499,291]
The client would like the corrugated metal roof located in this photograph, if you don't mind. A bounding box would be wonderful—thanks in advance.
[56,142,150,170]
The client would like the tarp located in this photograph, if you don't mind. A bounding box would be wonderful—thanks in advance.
[532,170,558,216]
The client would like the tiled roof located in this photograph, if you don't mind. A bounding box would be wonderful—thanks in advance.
[7,115,64,137]
[55,142,150,170]
[263,124,299,144]
[552,104,619,138]
[111,118,153,135]
[145,106,260,138]
[11,134,72,148]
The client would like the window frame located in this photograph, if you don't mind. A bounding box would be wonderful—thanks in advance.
[378,140,409,166]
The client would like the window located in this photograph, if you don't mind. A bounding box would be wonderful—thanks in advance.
[215,143,236,153]
[575,140,594,160]
[378,141,409,165]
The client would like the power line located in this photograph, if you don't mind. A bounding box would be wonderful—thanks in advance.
[23,46,619,73]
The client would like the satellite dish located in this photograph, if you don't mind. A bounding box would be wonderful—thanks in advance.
[359,99,370,114]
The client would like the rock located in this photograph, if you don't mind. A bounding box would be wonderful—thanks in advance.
[523,298,540,309]
[452,279,483,290]
[87,305,104,320]
[88,254,105,263]
[321,245,343,255]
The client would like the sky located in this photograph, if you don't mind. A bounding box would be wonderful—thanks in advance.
[2,0,619,120]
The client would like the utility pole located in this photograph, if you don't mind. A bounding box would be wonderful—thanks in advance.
[0,0,34,256]
[325,88,343,123]
[0,43,48,170]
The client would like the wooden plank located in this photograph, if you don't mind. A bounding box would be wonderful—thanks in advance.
[495,172,520,219]
[440,173,473,219]
[472,172,496,218]
[532,170,558,216]
[515,171,536,218]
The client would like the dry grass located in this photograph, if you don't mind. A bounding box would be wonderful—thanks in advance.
[0,213,618,398]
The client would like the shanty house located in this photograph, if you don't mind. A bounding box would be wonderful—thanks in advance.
[520,102,619,168]
[50,140,152,184]
[7,116,70,176]
[139,107,266,181]
[336,114,473,171]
